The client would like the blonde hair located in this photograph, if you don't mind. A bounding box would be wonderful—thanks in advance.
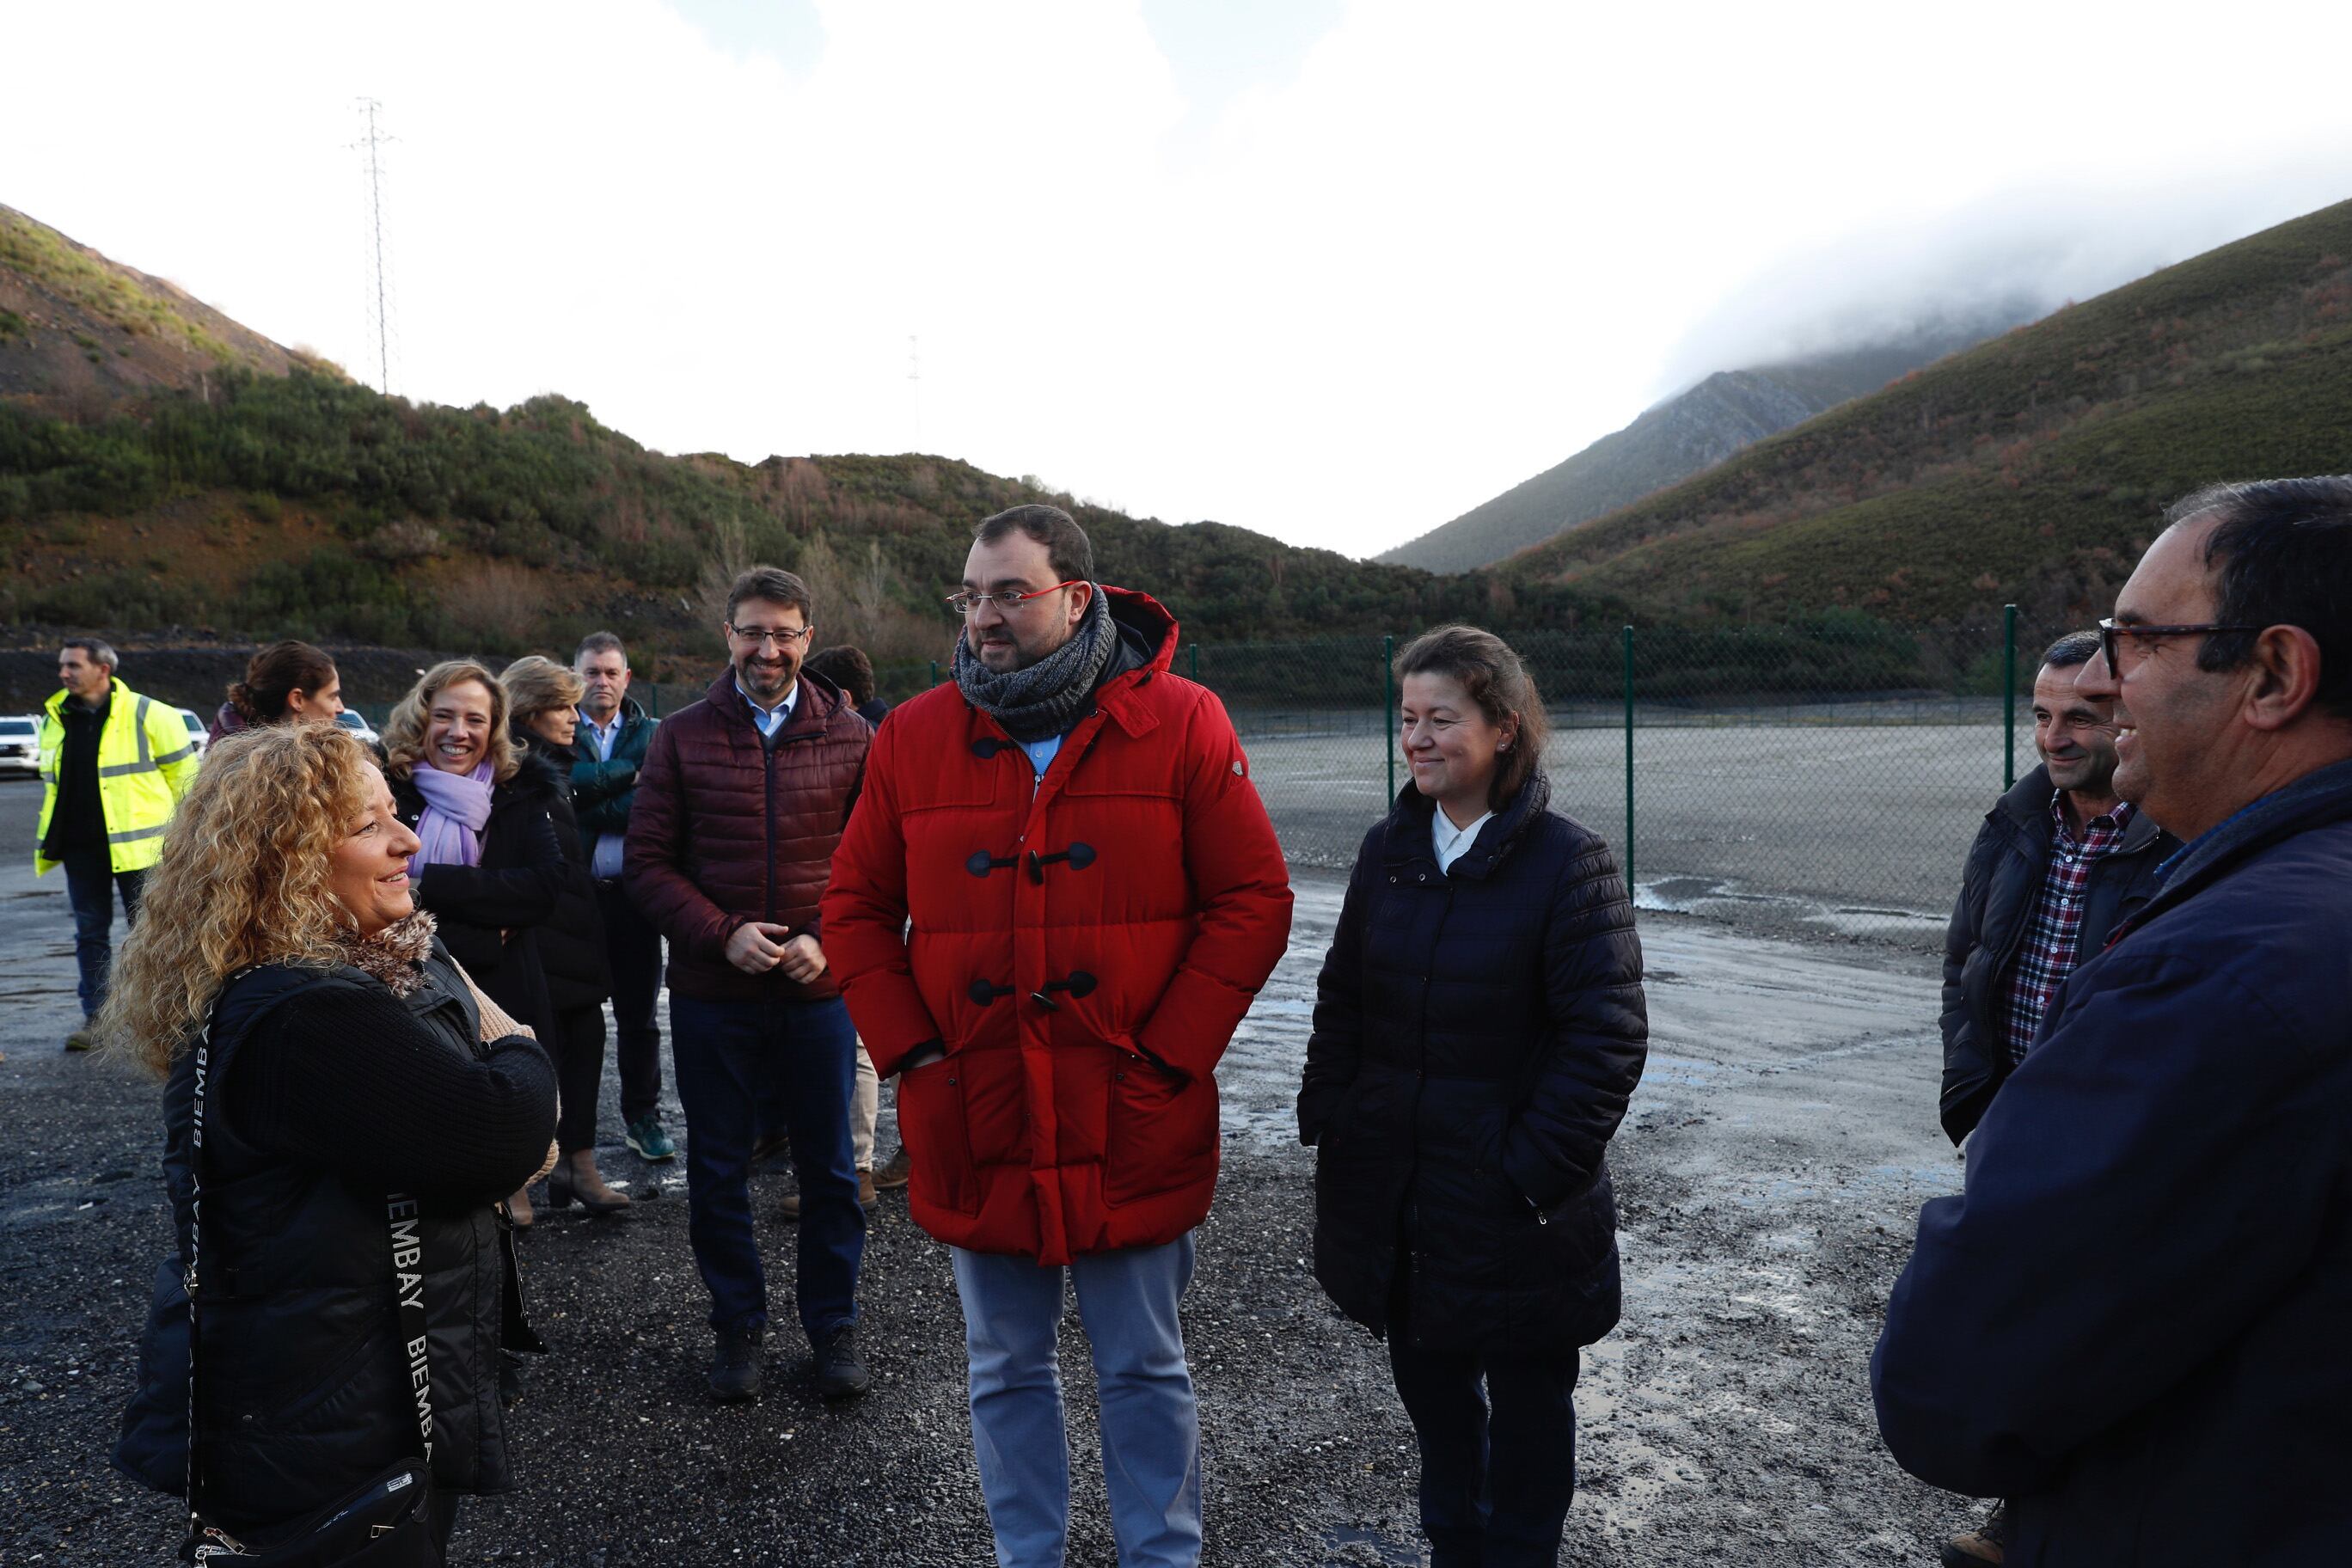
[97,724,379,1076]
[499,655,585,730]
[381,660,521,783]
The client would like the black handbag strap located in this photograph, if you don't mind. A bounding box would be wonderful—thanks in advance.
[183,992,434,1559]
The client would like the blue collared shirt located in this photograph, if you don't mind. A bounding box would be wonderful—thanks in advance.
[737,677,798,738]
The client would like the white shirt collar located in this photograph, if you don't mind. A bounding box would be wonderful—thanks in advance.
[1432,805,1494,874]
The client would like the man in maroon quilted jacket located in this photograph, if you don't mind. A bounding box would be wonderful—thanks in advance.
[824,505,1293,1568]
[625,566,873,1405]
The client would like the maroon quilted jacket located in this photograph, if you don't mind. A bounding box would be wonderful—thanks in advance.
[624,670,870,1003]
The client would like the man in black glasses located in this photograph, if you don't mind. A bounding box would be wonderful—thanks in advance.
[627,567,874,1404]
[1877,476,2352,1564]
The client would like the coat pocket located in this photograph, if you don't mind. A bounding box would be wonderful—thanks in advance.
[898,1055,983,1216]
[1101,1041,1216,1207]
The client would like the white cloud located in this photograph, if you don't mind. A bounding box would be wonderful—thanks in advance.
[4,0,2350,561]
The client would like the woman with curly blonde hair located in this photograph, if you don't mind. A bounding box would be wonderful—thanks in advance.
[106,722,556,1557]
[383,660,574,1223]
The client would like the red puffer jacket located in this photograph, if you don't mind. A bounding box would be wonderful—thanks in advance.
[625,671,868,1003]
[822,589,1293,1264]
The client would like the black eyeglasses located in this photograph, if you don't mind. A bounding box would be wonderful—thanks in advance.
[727,623,814,648]
[2097,617,2261,674]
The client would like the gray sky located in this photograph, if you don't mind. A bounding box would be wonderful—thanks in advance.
[6,0,2350,558]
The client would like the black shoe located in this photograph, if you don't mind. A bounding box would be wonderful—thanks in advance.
[709,1324,763,1404]
[775,1187,801,1223]
[812,1324,870,1401]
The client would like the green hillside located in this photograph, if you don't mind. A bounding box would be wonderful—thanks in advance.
[0,367,1548,676]
[1492,199,2352,625]
[1379,311,2031,575]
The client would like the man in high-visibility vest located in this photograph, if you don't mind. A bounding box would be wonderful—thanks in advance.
[36,638,199,1050]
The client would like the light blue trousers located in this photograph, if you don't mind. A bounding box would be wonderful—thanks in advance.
[951,1233,1203,1568]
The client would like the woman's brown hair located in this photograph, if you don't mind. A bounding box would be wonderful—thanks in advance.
[226,640,338,725]
[499,655,586,732]
[1393,624,1551,812]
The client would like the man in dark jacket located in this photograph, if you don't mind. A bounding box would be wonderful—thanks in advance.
[1939,630,2178,1148]
[625,569,873,1405]
[1875,476,2352,1565]
[573,631,674,1163]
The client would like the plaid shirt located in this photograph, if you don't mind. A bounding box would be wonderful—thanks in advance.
[2000,793,2138,1064]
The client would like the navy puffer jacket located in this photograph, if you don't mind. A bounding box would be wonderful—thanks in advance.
[1300,772,1647,1358]
[1876,757,2352,1564]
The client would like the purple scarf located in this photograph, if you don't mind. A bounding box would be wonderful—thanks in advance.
[408,760,494,873]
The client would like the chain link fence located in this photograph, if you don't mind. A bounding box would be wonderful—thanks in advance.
[1192,615,2079,952]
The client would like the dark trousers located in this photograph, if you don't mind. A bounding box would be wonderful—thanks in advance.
[668,992,864,1344]
[595,880,665,1123]
[1387,1319,1581,1568]
[554,1003,608,1153]
[60,848,145,1020]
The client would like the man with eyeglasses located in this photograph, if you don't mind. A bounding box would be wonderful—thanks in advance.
[626,566,874,1404]
[823,504,1292,1568]
[1877,476,2352,1564]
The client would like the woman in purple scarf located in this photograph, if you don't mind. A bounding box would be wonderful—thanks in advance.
[383,660,573,1226]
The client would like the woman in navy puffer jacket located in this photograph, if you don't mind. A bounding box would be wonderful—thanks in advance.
[1300,624,1648,1568]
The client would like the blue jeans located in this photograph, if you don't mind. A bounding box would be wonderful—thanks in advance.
[61,848,145,1020]
[952,1234,1202,1568]
[668,993,864,1343]
[1387,1332,1580,1568]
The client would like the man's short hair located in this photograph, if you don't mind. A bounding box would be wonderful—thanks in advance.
[2168,477,2352,719]
[726,567,813,625]
[575,630,628,666]
[2041,631,2103,671]
[973,504,1095,585]
[805,645,876,707]
[62,637,118,670]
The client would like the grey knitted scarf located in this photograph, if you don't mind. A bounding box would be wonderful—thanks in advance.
[954,586,1119,743]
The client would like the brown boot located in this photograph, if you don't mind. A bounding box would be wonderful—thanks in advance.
[548,1151,631,1216]
[1942,1501,2006,1566]
[859,1170,879,1209]
[873,1147,911,1191]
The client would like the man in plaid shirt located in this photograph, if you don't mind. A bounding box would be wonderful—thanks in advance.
[1931,628,2179,1567]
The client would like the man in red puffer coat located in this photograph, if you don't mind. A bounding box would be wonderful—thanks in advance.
[824,505,1292,1568]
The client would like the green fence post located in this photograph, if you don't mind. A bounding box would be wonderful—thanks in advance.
[1621,625,1635,893]
[929,658,940,688]
[1382,634,1396,802]
[2003,603,2018,789]
[1189,643,1200,683]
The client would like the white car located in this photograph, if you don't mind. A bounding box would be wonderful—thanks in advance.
[177,708,210,761]
[0,714,38,777]
[337,709,383,747]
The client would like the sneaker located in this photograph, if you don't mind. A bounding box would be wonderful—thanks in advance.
[624,1115,677,1162]
[709,1323,763,1404]
[1942,1501,2007,1566]
[64,1028,95,1052]
[873,1147,911,1191]
[812,1324,870,1400]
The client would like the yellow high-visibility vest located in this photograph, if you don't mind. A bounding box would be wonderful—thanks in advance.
[35,677,199,874]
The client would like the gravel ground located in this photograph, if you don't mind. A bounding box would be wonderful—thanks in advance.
[0,779,1984,1565]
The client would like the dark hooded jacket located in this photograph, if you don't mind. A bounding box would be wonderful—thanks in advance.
[1939,763,2177,1142]
[390,750,571,1045]
[1877,757,2352,1565]
[625,669,868,1005]
[1300,774,1648,1358]
[113,946,555,1531]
